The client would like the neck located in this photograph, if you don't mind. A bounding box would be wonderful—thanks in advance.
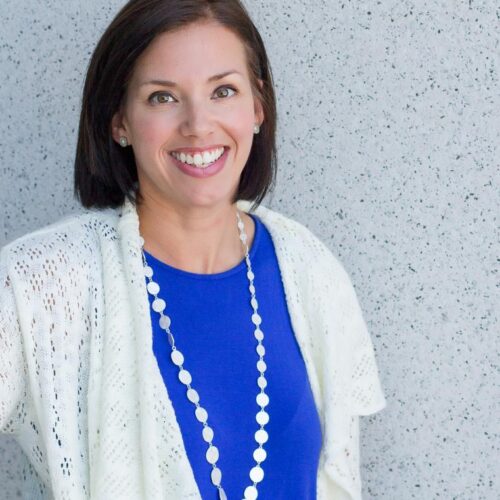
[136,194,254,274]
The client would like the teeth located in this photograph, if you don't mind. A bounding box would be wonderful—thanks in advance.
[194,153,203,166]
[171,147,225,168]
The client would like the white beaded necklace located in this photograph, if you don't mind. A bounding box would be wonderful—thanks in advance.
[140,209,269,500]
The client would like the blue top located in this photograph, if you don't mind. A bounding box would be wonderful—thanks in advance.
[144,213,322,499]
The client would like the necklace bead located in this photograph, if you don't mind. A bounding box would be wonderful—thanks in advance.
[141,209,269,499]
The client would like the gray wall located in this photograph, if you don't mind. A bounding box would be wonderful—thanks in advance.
[1,1,498,498]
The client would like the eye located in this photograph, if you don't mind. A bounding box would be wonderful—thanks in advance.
[213,85,237,99]
[149,92,174,105]
[148,86,237,105]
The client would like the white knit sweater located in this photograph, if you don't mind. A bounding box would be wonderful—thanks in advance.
[0,198,387,499]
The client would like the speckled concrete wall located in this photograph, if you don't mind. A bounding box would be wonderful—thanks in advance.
[1,1,498,498]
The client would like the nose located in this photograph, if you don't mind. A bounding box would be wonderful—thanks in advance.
[178,99,214,138]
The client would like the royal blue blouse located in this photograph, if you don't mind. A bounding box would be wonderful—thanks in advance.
[144,213,322,499]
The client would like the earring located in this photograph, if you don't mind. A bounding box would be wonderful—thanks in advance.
[253,124,260,134]
[119,136,128,147]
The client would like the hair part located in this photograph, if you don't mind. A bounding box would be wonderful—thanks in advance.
[74,0,277,212]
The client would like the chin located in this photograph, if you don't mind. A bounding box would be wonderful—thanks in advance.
[176,192,233,210]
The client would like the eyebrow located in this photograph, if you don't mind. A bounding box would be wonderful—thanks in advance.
[139,70,242,88]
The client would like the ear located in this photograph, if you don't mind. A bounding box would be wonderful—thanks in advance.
[111,109,129,145]
[254,79,265,126]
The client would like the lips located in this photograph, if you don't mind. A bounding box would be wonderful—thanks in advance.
[169,146,229,179]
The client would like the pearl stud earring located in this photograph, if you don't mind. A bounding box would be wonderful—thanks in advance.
[253,124,260,134]
[119,136,128,147]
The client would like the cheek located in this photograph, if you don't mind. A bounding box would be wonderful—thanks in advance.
[129,109,171,147]
[225,106,255,140]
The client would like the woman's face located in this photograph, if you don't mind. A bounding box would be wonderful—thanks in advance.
[112,20,264,212]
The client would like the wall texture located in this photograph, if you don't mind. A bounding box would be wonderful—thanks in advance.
[1,0,498,498]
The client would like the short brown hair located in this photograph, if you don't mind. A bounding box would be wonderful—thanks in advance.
[74,0,277,210]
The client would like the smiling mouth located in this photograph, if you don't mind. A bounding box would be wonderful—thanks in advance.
[169,147,227,169]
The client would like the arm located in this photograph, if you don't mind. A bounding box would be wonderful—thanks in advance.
[0,248,26,434]
[342,269,387,416]
[310,242,387,499]
[323,251,387,499]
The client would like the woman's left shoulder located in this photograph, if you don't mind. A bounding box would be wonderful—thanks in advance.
[246,202,351,281]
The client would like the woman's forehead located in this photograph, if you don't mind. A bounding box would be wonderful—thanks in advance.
[129,22,250,87]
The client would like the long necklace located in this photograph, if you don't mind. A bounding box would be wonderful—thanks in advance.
[140,209,269,500]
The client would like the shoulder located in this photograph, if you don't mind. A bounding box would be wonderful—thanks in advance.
[242,201,354,289]
[1,207,120,277]
[244,201,326,250]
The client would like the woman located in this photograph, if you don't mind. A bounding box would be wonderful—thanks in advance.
[0,1,387,499]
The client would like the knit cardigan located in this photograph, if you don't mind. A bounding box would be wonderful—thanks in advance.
[0,198,387,500]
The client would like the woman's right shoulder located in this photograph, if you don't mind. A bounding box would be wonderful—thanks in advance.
[1,207,120,274]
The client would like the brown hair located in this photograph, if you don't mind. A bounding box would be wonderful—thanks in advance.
[74,0,277,210]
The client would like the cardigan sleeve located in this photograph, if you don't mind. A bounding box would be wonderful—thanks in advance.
[315,249,387,498]
[309,235,387,417]
[0,247,26,433]
[336,257,387,416]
